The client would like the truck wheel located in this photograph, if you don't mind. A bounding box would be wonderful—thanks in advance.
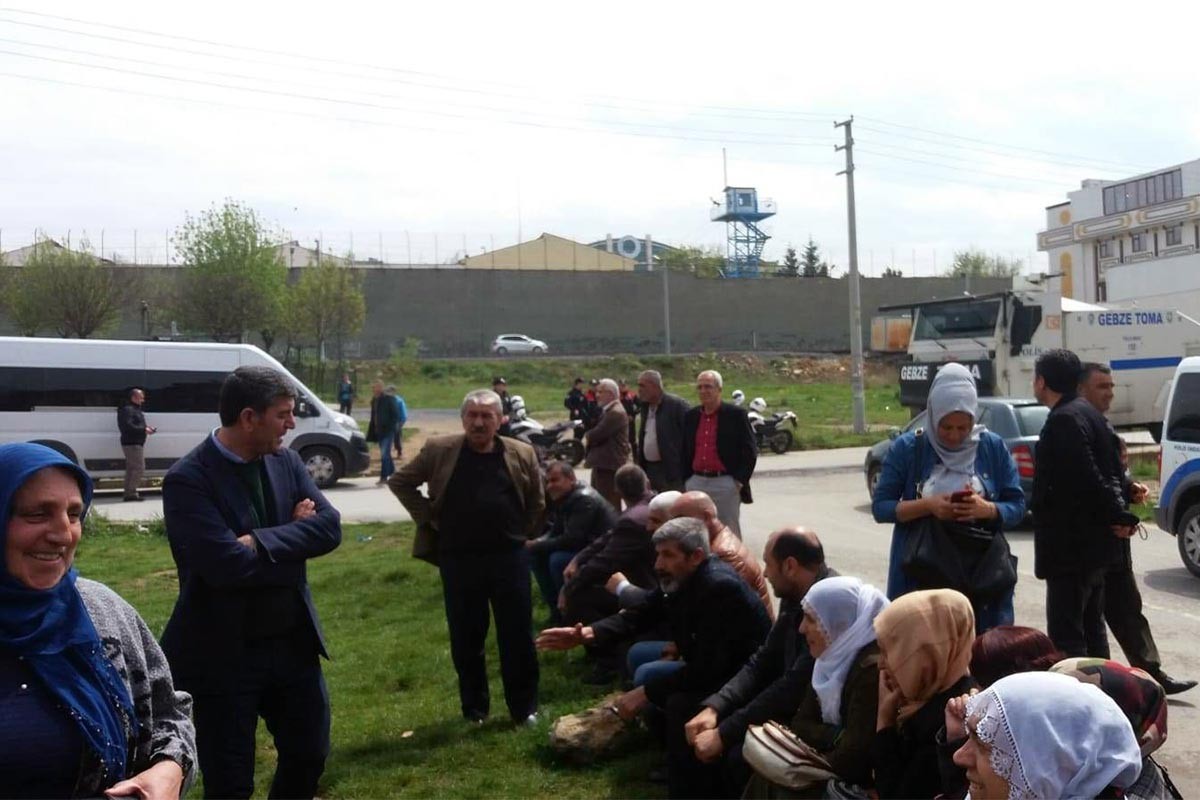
[1177,505,1200,578]
[1147,423,1163,444]
[302,446,343,489]
[768,429,793,454]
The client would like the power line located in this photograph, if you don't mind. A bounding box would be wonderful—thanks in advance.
[855,137,1114,181]
[854,147,1071,187]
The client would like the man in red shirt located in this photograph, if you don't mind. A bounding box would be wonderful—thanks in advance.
[680,370,757,538]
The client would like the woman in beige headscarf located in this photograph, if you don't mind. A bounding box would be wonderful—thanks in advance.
[871,589,975,799]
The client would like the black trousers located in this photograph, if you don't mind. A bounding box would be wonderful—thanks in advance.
[1105,565,1162,672]
[439,547,539,721]
[191,634,330,800]
[642,461,684,493]
[1046,568,1111,658]
[663,691,727,800]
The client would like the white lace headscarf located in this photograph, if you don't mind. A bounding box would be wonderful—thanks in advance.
[924,362,985,497]
[963,672,1143,800]
[802,576,889,725]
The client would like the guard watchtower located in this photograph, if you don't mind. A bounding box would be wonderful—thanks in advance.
[710,186,776,278]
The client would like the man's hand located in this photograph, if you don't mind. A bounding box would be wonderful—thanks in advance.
[1112,524,1136,539]
[563,556,580,582]
[236,534,256,552]
[535,623,593,651]
[613,686,648,721]
[104,758,184,800]
[556,589,567,614]
[684,706,719,745]
[292,498,316,521]
[1131,482,1150,505]
[145,426,157,436]
[604,571,628,595]
[693,729,725,763]
[660,641,679,660]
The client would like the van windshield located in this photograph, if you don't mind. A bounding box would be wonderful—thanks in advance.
[1167,373,1200,443]
[913,299,1001,341]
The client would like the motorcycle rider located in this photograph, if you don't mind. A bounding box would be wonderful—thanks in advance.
[731,390,746,406]
[747,397,768,429]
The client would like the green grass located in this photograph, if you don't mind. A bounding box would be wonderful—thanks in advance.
[324,355,911,450]
[76,521,664,799]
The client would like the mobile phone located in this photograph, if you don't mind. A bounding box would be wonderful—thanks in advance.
[950,490,973,503]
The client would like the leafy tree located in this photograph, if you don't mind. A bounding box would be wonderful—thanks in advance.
[289,255,367,380]
[173,199,287,342]
[800,237,834,277]
[881,266,903,278]
[6,238,127,337]
[777,245,800,277]
[656,245,725,278]
[947,249,1022,278]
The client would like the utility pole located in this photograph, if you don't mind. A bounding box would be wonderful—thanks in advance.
[835,116,867,434]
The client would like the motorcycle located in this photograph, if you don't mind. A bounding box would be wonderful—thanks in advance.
[748,397,797,455]
[508,397,586,465]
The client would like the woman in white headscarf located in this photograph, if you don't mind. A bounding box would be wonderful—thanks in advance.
[871,362,1025,631]
[953,671,1142,800]
[744,576,888,797]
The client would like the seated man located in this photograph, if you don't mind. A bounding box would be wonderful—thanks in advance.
[685,527,834,797]
[561,464,658,626]
[527,461,616,625]
[672,491,774,619]
[537,517,771,799]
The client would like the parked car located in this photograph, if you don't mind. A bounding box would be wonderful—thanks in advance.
[491,333,549,355]
[863,397,1048,500]
[1156,357,1200,577]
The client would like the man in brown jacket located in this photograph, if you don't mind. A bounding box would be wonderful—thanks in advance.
[673,491,774,620]
[584,378,632,509]
[388,389,546,725]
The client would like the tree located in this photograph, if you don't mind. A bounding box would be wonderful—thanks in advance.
[799,237,834,277]
[656,245,725,278]
[5,238,127,337]
[289,255,367,385]
[947,248,1022,278]
[776,245,800,277]
[881,266,903,278]
[173,199,287,342]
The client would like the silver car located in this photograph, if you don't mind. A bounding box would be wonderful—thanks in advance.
[491,334,549,355]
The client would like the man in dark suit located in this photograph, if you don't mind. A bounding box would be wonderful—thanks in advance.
[1031,349,1130,659]
[161,366,342,800]
[636,370,690,492]
[1078,362,1196,694]
[388,389,545,725]
[584,378,632,509]
[681,370,757,538]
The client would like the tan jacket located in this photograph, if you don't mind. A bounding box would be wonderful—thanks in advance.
[711,525,775,621]
[388,434,546,546]
[585,402,632,471]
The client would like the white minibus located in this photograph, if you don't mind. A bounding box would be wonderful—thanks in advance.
[0,336,370,488]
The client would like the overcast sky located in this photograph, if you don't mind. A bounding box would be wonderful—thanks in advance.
[2,1,1197,273]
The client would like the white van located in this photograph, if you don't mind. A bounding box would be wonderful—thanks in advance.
[0,337,370,488]
[1156,355,1200,576]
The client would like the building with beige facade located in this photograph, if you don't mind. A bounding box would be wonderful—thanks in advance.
[460,233,637,271]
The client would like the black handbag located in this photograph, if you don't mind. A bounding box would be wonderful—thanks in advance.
[900,433,1017,601]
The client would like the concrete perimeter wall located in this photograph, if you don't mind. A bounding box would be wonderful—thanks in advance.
[0,267,1010,357]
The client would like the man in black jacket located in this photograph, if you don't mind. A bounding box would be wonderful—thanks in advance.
[1078,363,1196,694]
[117,387,156,501]
[537,517,771,799]
[527,461,616,625]
[681,370,757,537]
[636,370,690,492]
[1031,349,1131,658]
[564,377,588,440]
[684,527,833,794]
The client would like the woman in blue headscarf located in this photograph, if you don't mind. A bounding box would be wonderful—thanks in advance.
[0,442,195,798]
[871,363,1025,632]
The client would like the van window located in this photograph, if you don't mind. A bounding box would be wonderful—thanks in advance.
[141,371,225,414]
[0,366,226,413]
[1167,373,1200,443]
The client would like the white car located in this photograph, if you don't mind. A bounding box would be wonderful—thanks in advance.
[491,334,549,355]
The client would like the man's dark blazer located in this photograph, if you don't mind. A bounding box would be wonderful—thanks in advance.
[160,436,342,692]
[681,402,758,503]
[562,492,655,623]
[636,392,690,485]
[1031,395,1126,579]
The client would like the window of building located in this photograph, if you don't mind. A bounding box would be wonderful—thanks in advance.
[1102,169,1184,215]
[1131,233,1146,253]
[1099,240,1113,258]
[1167,224,1183,247]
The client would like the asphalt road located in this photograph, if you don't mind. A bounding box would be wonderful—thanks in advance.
[95,460,1199,792]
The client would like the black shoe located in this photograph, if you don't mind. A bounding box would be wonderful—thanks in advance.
[1150,670,1197,695]
[464,711,487,725]
[123,495,144,502]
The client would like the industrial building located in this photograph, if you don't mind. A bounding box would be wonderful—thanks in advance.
[460,233,637,271]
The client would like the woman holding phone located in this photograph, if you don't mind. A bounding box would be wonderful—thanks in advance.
[871,363,1026,632]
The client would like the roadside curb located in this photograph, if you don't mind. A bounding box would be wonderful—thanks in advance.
[754,463,863,479]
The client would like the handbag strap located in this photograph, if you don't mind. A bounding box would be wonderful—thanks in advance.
[904,430,925,501]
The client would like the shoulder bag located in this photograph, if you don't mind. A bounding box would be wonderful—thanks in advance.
[742,720,836,790]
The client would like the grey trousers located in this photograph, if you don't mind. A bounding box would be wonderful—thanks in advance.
[685,473,741,537]
[122,444,145,499]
